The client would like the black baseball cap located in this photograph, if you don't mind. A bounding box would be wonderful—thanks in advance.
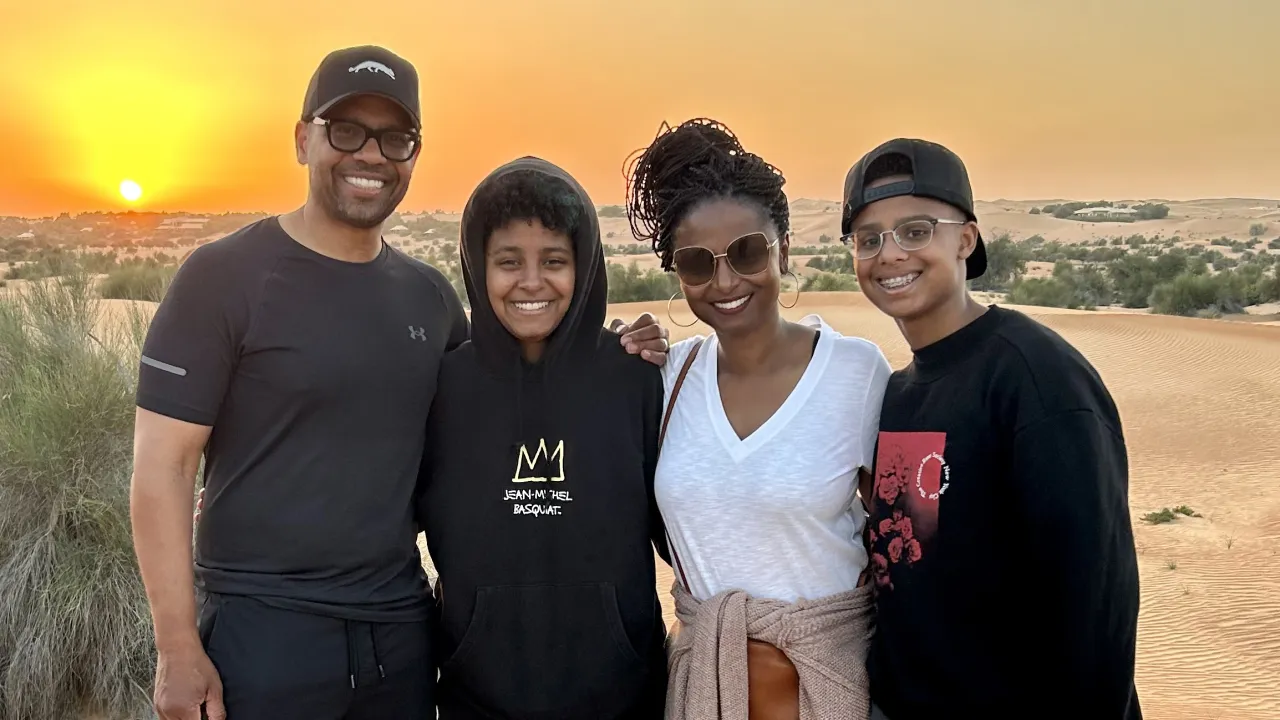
[841,138,986,280]
[301,45,421,129]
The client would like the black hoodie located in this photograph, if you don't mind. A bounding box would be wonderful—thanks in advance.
[418,157,669,719]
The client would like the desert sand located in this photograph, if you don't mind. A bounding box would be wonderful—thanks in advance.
[90,292,1280,719]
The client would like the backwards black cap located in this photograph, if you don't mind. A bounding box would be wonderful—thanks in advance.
[841,138,986,280]
[301,45,421,129]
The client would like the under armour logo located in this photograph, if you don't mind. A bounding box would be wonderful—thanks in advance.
[349,60,396,80]
[408,326,427,341]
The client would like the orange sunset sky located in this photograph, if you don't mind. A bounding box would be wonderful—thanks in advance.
[2,0,1278,218]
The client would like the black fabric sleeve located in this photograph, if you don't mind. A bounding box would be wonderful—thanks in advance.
[135,246,249,426]
[1012,409,1142,715]
[642,368,671,566]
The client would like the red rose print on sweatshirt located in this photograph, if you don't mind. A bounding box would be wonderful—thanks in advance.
[869,432,948,592]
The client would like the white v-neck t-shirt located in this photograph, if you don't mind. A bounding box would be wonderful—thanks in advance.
[655,314,892,603]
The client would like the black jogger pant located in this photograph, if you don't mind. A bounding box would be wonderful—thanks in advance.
[197,592,434,720]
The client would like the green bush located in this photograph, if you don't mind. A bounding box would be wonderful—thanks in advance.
[99,263,177,302]
[606,261,681,303]
[0,270,155,720]
[968,233,1027,292]
[802,272,861,292]
[1007,277,1075,308]
[806,252,853,274]
[1250,223,1267,237]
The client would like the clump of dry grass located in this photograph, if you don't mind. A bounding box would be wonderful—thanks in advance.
[0,271,156,720]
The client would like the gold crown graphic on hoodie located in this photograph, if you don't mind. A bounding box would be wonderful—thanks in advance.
[511,439,565,483]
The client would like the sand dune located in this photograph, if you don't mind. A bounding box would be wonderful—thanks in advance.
[95,293,1280,718]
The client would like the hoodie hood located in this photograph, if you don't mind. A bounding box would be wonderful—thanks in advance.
[459,156,606,376]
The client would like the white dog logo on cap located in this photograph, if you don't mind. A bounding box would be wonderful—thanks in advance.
[348,60,395,80]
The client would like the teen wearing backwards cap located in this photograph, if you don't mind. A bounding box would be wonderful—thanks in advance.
[840,139,1142,719]
[418,157,669,719]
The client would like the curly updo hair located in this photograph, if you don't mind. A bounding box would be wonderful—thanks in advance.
[623,118,789,271]
[471,168,583,248]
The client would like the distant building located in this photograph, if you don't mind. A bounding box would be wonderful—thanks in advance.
[1073,206,1138,220]
[158,217,209,231]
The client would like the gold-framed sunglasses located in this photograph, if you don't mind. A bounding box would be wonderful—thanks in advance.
[671,232,779,287]
[840,218,967,261]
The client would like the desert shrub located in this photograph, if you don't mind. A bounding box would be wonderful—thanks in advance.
[1007,277,1074,308]
[801,272,861,292]
[806,252,853,274]
[99,263,177,302]
[1133,203,1169,220]
[1249,223,1267,237]
[1029,207,1041,215]
[606,261,681,303]
[968,233,1027,292]
[0,270,156,720]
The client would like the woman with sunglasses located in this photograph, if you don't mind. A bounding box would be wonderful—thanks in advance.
[624,118,890,720]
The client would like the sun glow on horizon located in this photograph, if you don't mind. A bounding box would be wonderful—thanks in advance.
[119,179,143,203]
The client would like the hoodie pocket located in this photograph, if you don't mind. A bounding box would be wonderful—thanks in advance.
[439,583,650,718]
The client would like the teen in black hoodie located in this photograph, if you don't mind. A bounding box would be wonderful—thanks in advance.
[418,157,669,719]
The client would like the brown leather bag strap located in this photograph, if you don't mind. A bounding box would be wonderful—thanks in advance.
[659,339,704,450]
[658,339,703,592]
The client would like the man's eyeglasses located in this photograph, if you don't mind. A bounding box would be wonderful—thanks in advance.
[312,117,420,162]
[841,218,967,261]
[672,232,778,287]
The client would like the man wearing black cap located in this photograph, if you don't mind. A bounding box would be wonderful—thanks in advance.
[129,45,670,720]
[840,139,1142,719]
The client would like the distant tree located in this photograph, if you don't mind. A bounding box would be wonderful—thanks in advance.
[1132,203,1169,220]
[969,233,1028,292]
[1108,253,1158,307]
[818,234,833,244]
[1250,223,1268,237]
[1029,207,1041,215]
[597,205,626,218]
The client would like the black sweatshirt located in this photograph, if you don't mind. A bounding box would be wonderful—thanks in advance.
[866,306,1142,719]
[418,157,668,720]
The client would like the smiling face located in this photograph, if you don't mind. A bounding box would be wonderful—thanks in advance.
[851,175,979,324]
[671,197,787,335]
[485,218,576,361]
[297,94,417,229]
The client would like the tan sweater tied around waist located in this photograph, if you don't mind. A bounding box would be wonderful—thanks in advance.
[664,580,875,720]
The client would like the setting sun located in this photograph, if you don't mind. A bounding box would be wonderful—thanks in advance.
[119,179,143,203]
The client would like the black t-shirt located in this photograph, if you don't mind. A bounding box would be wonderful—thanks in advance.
[866,306,1142,718]
[137,217,469,622]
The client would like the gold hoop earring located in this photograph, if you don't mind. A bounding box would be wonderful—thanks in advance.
[667,291,699,328]
[779,271,801,309]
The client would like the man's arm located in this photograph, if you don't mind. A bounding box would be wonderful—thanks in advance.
[130,243,241,719]
[130,409,210,650]
[1013,409,1142,715]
